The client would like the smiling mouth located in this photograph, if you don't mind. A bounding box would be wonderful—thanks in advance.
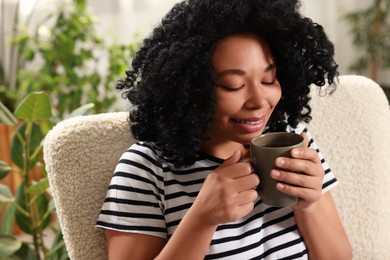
[232,118,262,125]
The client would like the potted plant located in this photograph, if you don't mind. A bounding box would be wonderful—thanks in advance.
[0,1,140,258]
[0,92,93,259]
[344,0,390,85]
[0,92,95,259]
[0,0,140,118]
[0,1,140,182]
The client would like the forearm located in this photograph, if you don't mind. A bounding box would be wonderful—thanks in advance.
[155,206,217,260]
[155,153,258,259]
[293,194,352,260]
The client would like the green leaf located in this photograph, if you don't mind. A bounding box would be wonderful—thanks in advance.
[0,161,12,179]
[0,235,22,257]
[47,227,69,259]
[14,92,52,121]
[0,184,13,203]
[39,200,56,227]
[13,242,38,260]
[47,239,66,258]
[27,178,49,197]
[66,103,95,118]
[14,181,51,234]
[48,199,56,213]
[14,182,32,234]
[0,101,17,126]
[1,203,16,235]
[11,122,43,169]
[37,194,51,230]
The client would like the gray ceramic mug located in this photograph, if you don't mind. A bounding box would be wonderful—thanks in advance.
[248,132,305,207]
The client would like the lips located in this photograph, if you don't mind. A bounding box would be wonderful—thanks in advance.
[232,117,263,125]
[230,117,266,133]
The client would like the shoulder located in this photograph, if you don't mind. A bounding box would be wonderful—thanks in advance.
[121,142,164,166]
[113,142,167,185]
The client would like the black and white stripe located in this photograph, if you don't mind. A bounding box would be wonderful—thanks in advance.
[96,123,338,259]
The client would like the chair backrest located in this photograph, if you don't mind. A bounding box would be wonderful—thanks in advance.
[44,75,390,260]
[44,112,135,260]
[306,75,390,259]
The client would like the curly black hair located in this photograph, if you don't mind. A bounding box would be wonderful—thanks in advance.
[117,0,338,167]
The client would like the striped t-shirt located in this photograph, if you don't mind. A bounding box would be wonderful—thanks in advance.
[96,123,338,259]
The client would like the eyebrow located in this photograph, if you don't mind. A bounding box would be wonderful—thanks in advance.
[215,63,276,77]
[264,63,276,72]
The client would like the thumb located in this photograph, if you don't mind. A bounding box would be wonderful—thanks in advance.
[221,150,242,167]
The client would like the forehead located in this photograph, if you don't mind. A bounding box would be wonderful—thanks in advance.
[211,34,275,71]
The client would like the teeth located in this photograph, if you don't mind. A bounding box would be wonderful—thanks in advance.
[236,119,259,125]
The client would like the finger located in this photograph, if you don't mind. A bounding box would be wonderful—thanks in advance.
[290,147,321,164]
[275,157,322,177]
[238,202,255,217]
[215,149,248,179]
[221,150,242,168]
[236,189,258,205]
[270,169,318,189]
[216,161,253,180]
[275,182,322,203]
[234,173,260,191]
[300,131,310,147]
[233,161,255,178]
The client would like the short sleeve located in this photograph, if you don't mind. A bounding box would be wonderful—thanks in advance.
[96,143,167,239]
[287,123,338,193]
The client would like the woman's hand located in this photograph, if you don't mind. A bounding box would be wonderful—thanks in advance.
[270,132,325,210]
[192,150,260,226]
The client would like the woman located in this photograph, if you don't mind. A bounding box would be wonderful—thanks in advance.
[97,0,352,259]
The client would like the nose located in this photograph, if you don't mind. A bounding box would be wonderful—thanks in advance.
[244,83,268,110]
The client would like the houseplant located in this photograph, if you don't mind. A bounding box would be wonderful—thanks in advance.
[0,0,140,204]
[344,0,390,83]
[0,1,140,259]
[0,0,140,119]
[0,92,91,259]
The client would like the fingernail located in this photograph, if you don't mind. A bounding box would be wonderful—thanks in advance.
[276,183,284,190]
[291,149,300,157]
[271,170,280,178]
[275,158,285,167]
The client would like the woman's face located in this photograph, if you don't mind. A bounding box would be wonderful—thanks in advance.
[202,34,282,157]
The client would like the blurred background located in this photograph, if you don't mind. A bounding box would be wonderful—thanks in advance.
[0,0,389,259]
[1,0,390,113]
[88,0,390,88]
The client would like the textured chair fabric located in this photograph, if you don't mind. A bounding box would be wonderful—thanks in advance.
[44,112,134,260]
[44,75,390,260]
[306,75,390,259]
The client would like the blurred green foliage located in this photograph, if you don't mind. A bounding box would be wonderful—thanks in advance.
[0,0,141,259]
[0,0,140,121]
[344,0,390,81]
[0,92,73,259]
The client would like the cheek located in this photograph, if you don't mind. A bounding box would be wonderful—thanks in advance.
[270,85,282,107]
[214,93,243,118]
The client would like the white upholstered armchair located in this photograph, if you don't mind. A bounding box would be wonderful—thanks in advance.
[44,75,390,259]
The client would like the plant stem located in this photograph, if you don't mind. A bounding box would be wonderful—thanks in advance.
[32,198,48,258]
[23,121,45,260]
[370,0,383,80]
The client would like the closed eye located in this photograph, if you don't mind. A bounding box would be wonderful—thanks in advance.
[261,80,275,86]
[217,84,245,91]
